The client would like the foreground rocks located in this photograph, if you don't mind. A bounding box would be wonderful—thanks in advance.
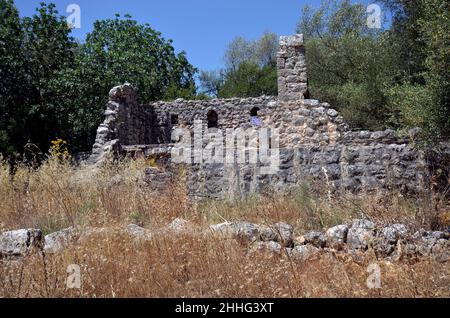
[1,219,449,263]
[0,229,43,257]
[43,227,79,254]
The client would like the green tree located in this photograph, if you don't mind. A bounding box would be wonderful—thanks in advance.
[198,70,224,97]
[218,62,277,98]
[1,3,198,157]
[0,0,25,155]
[297,0,449,138]
[21,3,77,153]
[200,31,278,98]
[0,1,75,158]
[53,14,197,151]
[296,0,398,130]
[381,0,449,138]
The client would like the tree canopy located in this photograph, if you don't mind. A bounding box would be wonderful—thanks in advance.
[1,0,448,160]
[199,31,278,98]
[297,0,449,139]
[0,1,197,157]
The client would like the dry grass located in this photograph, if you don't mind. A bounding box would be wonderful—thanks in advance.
[0,156,449,298]
[1,231,449,298]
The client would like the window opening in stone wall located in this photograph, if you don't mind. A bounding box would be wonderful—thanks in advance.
[207,110,218,128]
[250,107,262,127]
[171,114,179,125]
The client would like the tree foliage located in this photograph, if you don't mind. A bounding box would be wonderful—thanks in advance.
[1,1,75,157]
[297,0,449,139]
[0,1,197,157]
[52,14,197,151]
[200,31,278,98]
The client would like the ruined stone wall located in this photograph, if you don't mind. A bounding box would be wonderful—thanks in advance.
[88,33,441,197]
[145,96,277,144]
[180,142,427,200]
[88,83,154,165]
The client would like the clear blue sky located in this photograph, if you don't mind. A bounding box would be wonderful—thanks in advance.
[14,0,378,72]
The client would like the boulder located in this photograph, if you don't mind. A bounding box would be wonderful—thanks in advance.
[259,225,278,242]
[413,230,449,261]
[325,224,349,250]
[209,221,260,242]
[252,241,283,254]
[379,224,408,243]
[0,229,43,257]
[44,227,79,254]
[289,244,319,262]
[347,219,375,250]
[373,224,408,257]
[166,218,194,234]
[260,222,294,247]
[298,231,326,248]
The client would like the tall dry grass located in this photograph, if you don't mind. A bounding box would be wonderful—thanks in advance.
[1,231,449,298]
[0,156,449,298]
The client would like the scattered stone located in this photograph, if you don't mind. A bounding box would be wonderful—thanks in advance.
[347,219,375,250]
[232,222,260,242]
[209,221,260,242]
[298,231,326,248]
[379,224,408,244]
[289,244,319,262]
[166,218,193,234]
[259,225,278,242]
[261,222,294,247]
[0,229,43,257]
[252,241,283,255]
[326,109,339,117]
[325,224,349,250]
[2,219,447,264]
[373,224,408,257]
[126,224,153,240]
[44,227,79,254]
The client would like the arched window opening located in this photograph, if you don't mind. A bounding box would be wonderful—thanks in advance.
[250,107,260,117]
[171,114,179,125]
[207,110,218,128]
[250,107,262,127]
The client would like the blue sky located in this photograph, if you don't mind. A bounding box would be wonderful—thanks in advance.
[14,0,379,72]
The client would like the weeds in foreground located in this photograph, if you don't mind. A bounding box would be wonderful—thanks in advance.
[0,156,448,233]
[0,157,449,298]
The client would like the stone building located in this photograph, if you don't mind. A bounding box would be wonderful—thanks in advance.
[88,34,438,199]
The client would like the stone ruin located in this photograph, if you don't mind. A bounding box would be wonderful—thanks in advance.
[87,34,448,200]
[2,218,449,263]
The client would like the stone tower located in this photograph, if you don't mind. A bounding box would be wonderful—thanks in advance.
[277,34,308,101]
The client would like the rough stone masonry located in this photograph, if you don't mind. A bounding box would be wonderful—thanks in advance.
[88,34,449,199]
